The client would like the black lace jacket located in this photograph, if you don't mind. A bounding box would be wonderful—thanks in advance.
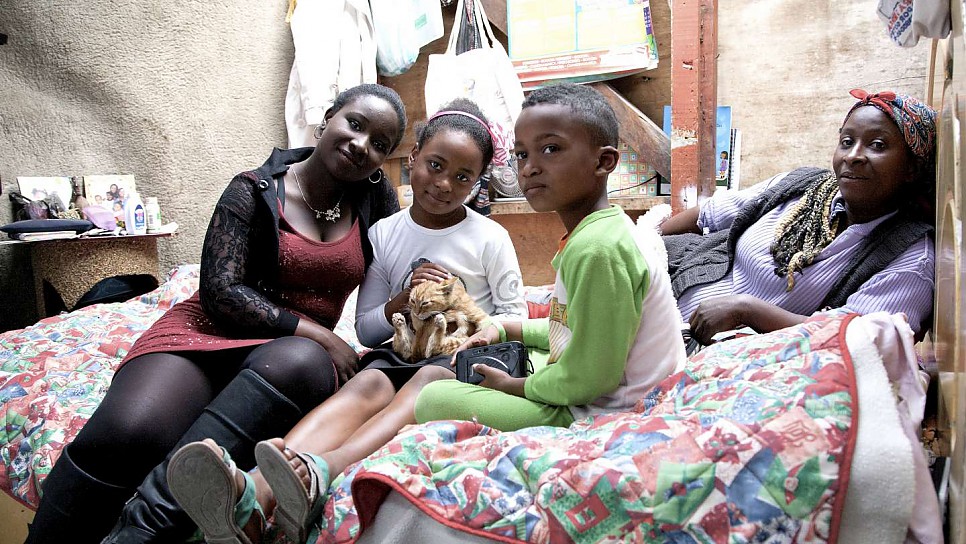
[198,147,400,337]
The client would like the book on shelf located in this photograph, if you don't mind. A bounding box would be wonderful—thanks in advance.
[506,0,659,90]
[12,230,78,242]
[729,128,742,189]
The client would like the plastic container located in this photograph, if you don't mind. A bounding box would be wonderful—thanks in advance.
[124,193,147,235]
[145,197,162,233]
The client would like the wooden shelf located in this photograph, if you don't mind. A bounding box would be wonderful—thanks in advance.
[489,195,670,215]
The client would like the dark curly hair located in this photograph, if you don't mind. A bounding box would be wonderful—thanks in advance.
[415,98,495,170]
[521,83,619,147]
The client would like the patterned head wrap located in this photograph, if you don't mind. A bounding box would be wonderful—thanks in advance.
[843,89,937,160]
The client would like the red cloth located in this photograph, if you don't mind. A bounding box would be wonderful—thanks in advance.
[122,217,365,364]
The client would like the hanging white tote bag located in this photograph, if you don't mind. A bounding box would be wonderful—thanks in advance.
[425,0,525,195]
[370,0,444,76]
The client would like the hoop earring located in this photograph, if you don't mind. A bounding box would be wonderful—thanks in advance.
[369,169,384,184]
[313,122,325,139]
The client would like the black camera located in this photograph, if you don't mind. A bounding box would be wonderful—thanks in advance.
[455,341,530,385]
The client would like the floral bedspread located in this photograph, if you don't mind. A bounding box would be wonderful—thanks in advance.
[319,312,859,543]
[0,265,200,508]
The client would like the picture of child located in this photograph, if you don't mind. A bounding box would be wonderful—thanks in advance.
[717,150,730,182]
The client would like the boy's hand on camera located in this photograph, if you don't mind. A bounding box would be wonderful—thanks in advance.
[410,263,451,286]
[449,324,500,366]
[475,365,526,396]
[474,364,509,388]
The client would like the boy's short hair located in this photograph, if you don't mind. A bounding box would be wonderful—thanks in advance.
[521,83,619,147]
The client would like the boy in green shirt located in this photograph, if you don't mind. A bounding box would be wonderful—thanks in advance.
[414,83,686,430]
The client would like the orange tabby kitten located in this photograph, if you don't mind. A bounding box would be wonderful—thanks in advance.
[391,276,490,362]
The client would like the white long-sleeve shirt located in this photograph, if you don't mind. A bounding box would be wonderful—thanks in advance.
[355,207,528,348]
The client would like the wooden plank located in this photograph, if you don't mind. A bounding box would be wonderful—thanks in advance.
[698,0,718,199]
[479,0,508,34]
[490,195,669,215]
[593,83,670,179]
[670,0,717,213]
[610,0,672,128]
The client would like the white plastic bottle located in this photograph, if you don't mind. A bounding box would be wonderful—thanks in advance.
[145,197,162,233]
[124,192,147,235]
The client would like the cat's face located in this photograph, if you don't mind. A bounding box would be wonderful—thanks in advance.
[409,276,464,320]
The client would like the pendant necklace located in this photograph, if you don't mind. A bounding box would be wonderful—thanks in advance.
[292,167,342,222]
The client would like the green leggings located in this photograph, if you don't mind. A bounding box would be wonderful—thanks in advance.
[414,380,575,431]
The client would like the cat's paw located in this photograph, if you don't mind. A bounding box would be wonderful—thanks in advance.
[431,313,447,329]
[391,313,407,330]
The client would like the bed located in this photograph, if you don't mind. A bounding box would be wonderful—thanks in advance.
[0,265,941,543]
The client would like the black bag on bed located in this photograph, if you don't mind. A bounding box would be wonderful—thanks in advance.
[73,274,159,310]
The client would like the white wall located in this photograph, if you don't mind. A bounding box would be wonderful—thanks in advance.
[717,0,931,187]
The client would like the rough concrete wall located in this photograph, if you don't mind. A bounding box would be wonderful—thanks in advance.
[717,0,931,187]
[0,0,293,331]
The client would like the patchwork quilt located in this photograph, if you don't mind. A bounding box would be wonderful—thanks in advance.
[316,312,859,543]
[0,265,200,507]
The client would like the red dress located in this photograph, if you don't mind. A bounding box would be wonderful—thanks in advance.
[122,215,365,364]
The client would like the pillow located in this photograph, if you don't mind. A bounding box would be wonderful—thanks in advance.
[0,218,93,235]
[82,205,117,230]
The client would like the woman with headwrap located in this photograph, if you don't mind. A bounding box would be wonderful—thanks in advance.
[662,89,937,345]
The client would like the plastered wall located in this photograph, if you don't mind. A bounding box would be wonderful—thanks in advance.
[717,0,931,187]
[0,0,293,330]
[0,0,932,331]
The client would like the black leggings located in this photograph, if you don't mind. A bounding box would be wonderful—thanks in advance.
[68,336,337,487]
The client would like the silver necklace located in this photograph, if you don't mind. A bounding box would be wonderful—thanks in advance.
[292,167,342,222]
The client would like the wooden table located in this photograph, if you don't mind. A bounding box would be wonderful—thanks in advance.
[2,232,174,316]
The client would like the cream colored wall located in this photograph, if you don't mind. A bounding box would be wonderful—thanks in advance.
[717,0,932,188]
[0,0,293,331]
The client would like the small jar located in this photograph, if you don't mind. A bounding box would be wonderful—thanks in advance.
[145,197,162,233]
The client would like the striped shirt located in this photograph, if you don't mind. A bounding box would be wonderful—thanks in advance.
[676,173,935,333]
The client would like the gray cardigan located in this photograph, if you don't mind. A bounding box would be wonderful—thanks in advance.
[663,167,932,309]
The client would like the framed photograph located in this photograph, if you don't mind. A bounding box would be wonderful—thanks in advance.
[17,176,73,210]
[83,174,137,219]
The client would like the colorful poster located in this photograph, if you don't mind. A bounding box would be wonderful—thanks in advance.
[507,0,659,90]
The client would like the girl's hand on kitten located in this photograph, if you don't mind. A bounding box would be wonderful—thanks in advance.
[410,263,451,286]
[450,324,500,367]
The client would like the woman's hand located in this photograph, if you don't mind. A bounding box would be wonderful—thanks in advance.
[410,262,451,286]
[473,365,526,397]
[449,324,501,367]
[688,295,748,345]
[295,319,359,384]
[689,294,808,344]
